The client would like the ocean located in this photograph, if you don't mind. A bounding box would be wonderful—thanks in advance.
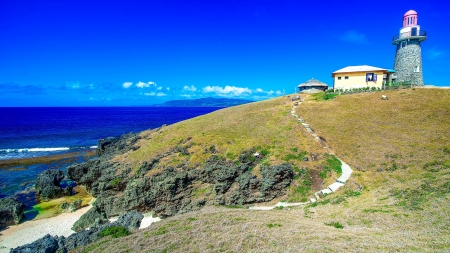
[0,107,222,205]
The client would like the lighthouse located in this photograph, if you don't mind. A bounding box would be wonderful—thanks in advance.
[392,10,427,86]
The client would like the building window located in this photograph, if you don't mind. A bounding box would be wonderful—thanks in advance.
[366,73,374,82]
[345,76,349,80]
[414,66,420,72]
[338,77,341,80]
[401,41,407,48]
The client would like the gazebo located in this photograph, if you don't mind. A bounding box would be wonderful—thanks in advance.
[298,78,329,93]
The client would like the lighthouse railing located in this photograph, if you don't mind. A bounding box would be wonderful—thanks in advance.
[392,30,427,41]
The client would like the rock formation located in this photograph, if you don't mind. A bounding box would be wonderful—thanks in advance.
[67,134,294,230]
[10,210,144,253]
[0,197,25,229]
[35,169,72,201]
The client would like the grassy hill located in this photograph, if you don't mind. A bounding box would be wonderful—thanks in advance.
[74,88,450,252]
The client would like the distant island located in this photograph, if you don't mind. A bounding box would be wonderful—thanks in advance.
[152,97,253,107]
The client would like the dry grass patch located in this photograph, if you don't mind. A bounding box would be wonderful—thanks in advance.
[73,204,450,253]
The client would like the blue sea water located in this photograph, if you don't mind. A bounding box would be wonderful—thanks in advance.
[0,107,222,205]
[0,107,222,160]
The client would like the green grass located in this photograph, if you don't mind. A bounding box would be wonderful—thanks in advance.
[319,154,342,178]
[324,221,344,229]
[99,226,130,238]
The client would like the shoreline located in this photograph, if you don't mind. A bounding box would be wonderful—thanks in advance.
[0,204,93,252]
[0,149,96,169]
[0,204,161,252]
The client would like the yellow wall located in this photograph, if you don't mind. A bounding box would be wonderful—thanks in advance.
[333,71,385,90]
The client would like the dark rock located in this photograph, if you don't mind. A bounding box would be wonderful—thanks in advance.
[70,141,294,228]
[59,227,101,252]
[97,137,117,156]
[61,200,82,213]
[110,210,143,231]
[10,234,59,253]
[72,205,107,232]
[96,133,141,158]
[13,210,144,253]
[291,95,301,101]
[35,170,69,201]
[0,197,25,229]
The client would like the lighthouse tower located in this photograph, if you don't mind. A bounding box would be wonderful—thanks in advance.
[392,10,427,86]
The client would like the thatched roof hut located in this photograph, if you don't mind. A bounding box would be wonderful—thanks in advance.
[298,78,329,93]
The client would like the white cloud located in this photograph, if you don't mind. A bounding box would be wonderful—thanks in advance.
[122,82,133,88]
[157,86,162,90]
[339,30,368,44]
[183,85,197,92]
[143,92,166,97]
[66,81,80,89]
[255,88,279,96]
[203,85,252,96]
[166,87,170,91]
[136,81,156,88]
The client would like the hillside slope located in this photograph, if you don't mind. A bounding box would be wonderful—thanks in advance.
[68,96,330,231]
[74,89,450,252]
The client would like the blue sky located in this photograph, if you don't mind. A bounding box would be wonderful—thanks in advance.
[0,0,448,106]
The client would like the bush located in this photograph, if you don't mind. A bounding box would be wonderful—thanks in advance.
[110,178,120,187]
[99,226,130,238]
[324,221,344,229]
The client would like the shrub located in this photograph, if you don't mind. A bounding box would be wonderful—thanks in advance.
[110,178,120,187]
[324,221,344,229]
[267,223,282,228]
[99,226,130,238]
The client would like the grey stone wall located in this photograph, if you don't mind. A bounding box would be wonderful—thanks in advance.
[393,39,424,86]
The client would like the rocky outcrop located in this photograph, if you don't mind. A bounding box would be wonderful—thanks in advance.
[71,205,107,232]
[96,133,141,158]
[0,197,25,229]
[35,169,72,201]
[10,234,60,253]
[10,211,144,253]
[68,134,294,230]
[60,199,82,213]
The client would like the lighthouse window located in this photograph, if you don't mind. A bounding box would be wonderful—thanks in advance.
[414,66,420,72]
[401,41,407,48]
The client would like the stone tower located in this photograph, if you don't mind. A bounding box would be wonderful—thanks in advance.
[392,10,427,86]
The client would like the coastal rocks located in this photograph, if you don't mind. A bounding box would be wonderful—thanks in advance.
[11,211,144,253]
[72,205,107,232]
[60,199,82,213]
[70,141,294,229]
[10,234,60,253]
[109,210,143,231]
[96,133,141,158]
[0,197,25,229]
[35,169,72,201]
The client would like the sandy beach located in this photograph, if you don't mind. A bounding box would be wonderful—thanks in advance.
[0,205,160,252]
[0,205,92,252]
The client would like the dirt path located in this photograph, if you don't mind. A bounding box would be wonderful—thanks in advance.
[249,96,353,210]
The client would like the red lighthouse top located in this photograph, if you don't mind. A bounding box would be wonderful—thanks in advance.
[403,10,418,28]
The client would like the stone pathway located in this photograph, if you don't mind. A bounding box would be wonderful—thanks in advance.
[249,97,353,210]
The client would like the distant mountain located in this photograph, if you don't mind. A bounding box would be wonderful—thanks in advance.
[153,97,254,107]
